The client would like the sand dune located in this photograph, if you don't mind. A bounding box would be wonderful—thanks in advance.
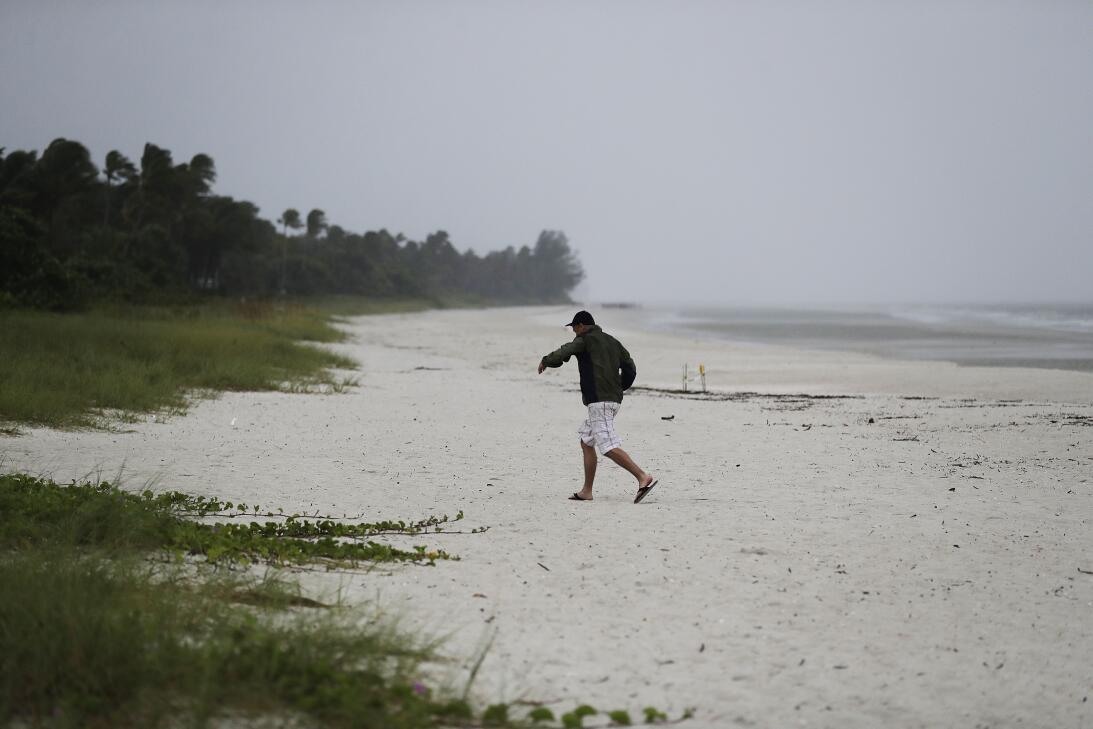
[4,306,1092,728]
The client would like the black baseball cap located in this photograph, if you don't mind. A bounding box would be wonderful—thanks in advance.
[564,310,595,327]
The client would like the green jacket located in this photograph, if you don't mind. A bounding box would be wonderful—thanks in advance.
[541,325,636,405]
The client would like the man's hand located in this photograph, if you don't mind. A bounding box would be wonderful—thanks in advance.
[537,360,546,374]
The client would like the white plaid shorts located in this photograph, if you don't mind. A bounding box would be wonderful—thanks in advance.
[578,401,623,455]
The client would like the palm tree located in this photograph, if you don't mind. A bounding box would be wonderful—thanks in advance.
[305,208,327,239]
[188,153,216,196]
[277,208,302,237]
[130,143,174,230]
[34,138,98,218]
[0,149,40,211]
[276,208,302,294]
[102,150,136,226]
[30,139,98,255]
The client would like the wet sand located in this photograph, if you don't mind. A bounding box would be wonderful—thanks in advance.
[4,306,1092,727]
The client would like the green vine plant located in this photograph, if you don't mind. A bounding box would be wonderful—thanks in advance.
[0,474,481,567]
[172,492,488,534]
[484,702,695,727]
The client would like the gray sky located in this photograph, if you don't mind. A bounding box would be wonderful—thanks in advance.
[2,0,1091,305]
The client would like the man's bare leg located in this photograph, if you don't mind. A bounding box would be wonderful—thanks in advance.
[574,440,597,500]
[604,448,654,490]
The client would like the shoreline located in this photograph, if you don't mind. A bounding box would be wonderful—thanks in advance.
[3,305,1092,727]
[615,303,1093,375]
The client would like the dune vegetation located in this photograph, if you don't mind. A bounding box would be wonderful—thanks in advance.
[0,473,687,728]
[0,300,369,429]
[0,473,472,729]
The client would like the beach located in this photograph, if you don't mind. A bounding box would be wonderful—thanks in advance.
[4,305,1092,728]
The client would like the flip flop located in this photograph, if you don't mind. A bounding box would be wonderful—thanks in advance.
[569,492,591,501]
[633,479,659,504]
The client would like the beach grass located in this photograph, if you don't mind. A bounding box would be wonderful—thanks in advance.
[0,472,473,728]
[0,293,497,430]
[0,299,365,429]
[0,554,472,729]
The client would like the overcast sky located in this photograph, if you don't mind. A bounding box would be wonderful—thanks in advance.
[2,1,1091,305]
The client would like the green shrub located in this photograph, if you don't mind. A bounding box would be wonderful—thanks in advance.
[608,709,633,726]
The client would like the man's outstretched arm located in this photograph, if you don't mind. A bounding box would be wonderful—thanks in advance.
[537,338,586,374]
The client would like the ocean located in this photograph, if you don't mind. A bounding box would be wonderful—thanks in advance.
[643,303,1093,373]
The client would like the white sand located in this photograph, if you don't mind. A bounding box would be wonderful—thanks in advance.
[4,305,1093,727]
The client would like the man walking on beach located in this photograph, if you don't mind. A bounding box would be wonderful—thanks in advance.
[537,310,658,503]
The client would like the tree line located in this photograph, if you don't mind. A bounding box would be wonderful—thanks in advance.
[0,138,583,310]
